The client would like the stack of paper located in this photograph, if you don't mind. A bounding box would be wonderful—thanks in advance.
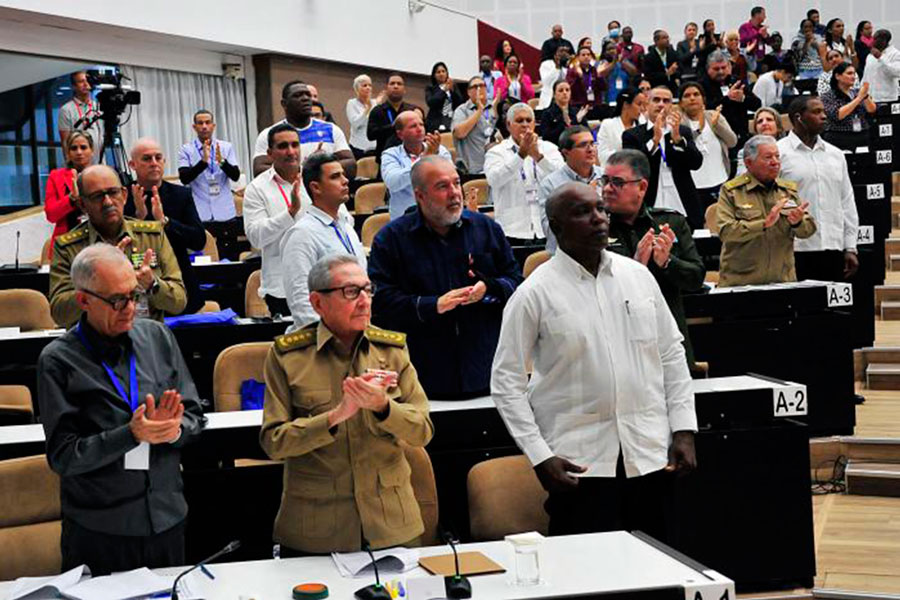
[7,566,172,600]
[331,548,419,578]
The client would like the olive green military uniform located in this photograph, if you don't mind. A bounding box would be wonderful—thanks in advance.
[260,321,433,554]
[717,173,817,288]
[49,217,187,328]
[607,206,706,365]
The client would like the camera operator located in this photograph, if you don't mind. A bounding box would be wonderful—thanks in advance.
[58,71,104,164]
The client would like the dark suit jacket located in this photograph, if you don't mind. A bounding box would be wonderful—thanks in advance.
[699,74,761,141]
[643,47,679,92]
[539,102,586,147]
[424,84,463,133]
[125,181,206,314]
[621,122,704,228]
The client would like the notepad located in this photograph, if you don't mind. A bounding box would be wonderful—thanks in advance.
[418,551,506,577]
[331,547,419,578]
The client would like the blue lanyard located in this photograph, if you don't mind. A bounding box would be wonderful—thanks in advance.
[386,108,395,123]
[76,323,139,412]
[195,140,217,174]
[330,222,354,254]
[513,146,539,182]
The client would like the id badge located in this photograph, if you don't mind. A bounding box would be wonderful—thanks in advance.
[124,442,150,470]
[615,78,624,90]
[852,117,862,133]
[586,87,595,102]
[692,55,699,69]
[525,187,539,205]
[720,85,730,96]
[207,173,221,196]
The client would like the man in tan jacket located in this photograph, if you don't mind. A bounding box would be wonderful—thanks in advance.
[260,254,433,555]
[717,135,816,287]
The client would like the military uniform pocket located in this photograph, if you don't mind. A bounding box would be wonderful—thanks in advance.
[735,207,763,220]
[378,459,416,528]
[289,475,336,539]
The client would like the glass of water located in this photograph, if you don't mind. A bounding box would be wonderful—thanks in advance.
[513,543,541,586]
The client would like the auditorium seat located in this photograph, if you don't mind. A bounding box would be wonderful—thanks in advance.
[212,342,273,412]
[0,289,56,331]
[439,132,455,154]
[233,190,244,216]
[354,183,387,215]
[0,455,62,580]
[0,385,34,426]
[704,204,719,235]
[402,445,439,545]
[361,213,390,249]
[467,455,548,540]
[523,250,550,278]
[356,156,378,180]
[245,270,269,318]
[199,301,221,313]
[462,179,489,206]
[527,98,540,110]
[202,230,219,261]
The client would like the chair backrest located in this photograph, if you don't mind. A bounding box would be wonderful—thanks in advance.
[0,289,56,331]
[199,301,221,313]
[212,342,274,412]
[705,203,719,234]
[0,385,34,426]
[467,455,548,540]
[361,213,391,248]
[233,190,244,216]
[202,230,219,261]
[439,132,455,153]
[354,183,387,215]
[523,250,551,279]
[357,156,378,180]
[41,238,53,266]
[462,179,489,206]
[527,98,540,109]
[0,455,62,580]
[245,270,270,318]
[403,445,439,546]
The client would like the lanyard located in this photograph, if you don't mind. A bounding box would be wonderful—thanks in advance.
[514,147,539,183]
[75,99,93,119]
[274,180,292,210]
[386,108,395,123]
[330,222,354,254]
[76,323,139,412]
[194,140,217,173]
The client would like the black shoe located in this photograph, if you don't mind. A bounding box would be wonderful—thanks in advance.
[854,394,866,405]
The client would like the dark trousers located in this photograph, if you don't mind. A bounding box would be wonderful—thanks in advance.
[696,185,721,212]
[545,453,672,543]
[794,250,845,283]
[264,295,291,318]
[506,236,546,247]
[61,518,185,576]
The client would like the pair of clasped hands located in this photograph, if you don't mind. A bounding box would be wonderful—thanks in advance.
[130,390,184,444]
[764,198,810,229]
[328,370,400,428]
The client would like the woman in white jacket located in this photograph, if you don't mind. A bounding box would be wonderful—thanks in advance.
[595,87,646,166]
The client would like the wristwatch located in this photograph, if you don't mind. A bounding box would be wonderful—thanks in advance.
[162,216,170,228]
[147,277,161,295]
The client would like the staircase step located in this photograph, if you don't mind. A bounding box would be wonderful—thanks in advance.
[881,300,900,320]
[875,285,900,310]
[886,239,900,264]
[846,461,900,497]
[866,362,900,389]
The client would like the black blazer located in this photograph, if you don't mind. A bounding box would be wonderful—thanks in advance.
[539,102,586,147]
[424,84,463,133]
[621,122,704,229]
[125,180,206,315]
[643,47,679,92]
[699,74,761,140]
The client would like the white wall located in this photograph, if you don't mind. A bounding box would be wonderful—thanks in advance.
[438,0,899,51]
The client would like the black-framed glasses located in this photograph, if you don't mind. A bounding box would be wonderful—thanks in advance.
[82,187,125,204]
[80,288,141,311]
[314,283,375,300]
[599,176,643,190]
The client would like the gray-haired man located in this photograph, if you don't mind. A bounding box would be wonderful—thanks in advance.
[38,243,204,576]
[484,102,564,245]
[700,50,761,146]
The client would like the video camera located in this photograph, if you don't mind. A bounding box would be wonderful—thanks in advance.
[86,69,140,121]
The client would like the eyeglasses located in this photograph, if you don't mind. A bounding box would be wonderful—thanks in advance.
[82,187,125,204]
[599,176,643,189]
[80,288,141,311]
[468,83,486,89]
[314,283,375,300]
[572,140,594,149]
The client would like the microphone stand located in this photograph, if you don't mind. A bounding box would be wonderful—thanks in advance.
[0,231,38,274]
[171,539,241,600]
[442,531,472,599]
[354,542,391,600]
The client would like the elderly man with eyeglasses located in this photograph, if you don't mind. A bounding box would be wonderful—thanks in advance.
[49,164,186,328]
[38,242,204,575]
[260,254,433,555]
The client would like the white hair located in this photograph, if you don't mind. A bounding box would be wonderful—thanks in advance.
[353,74,372,93]
[71,243,132,291]
[505,102,534,125]
[308,254,360,292]
[743,135,778,161]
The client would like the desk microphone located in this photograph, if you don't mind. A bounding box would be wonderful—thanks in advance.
[354,541,391,600]
[0,231,38,274]
[441,530,472,599]
[170,539,241,600]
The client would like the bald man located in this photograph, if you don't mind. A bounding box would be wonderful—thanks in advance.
[126,138,206,314]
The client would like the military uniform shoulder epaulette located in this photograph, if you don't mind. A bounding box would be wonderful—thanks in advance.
[775,178,798,191]
[274,328,317,353]
[56,226,89,247]
[366,327,406,348]
[128,219,163,234]
[723,174,751,190]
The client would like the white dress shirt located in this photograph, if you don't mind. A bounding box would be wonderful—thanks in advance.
[484,138,565,239]
[642,124,684,215]
[688,120,729,189]
[280,205,367,332]
[596,117,628,166]
[777,132,858,253]
[538,60,567,110]
[492,249,696,478]
[345,98,377,151]
[751,71,782,107]
[862,45,900,102]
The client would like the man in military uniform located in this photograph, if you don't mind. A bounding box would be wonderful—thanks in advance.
[50,164,186,328]
[260,254,433,555]
[717,135,816,287]
[603,150,705,366]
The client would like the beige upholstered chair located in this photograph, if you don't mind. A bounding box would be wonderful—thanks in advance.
[439,132,455,153]
[245,270,269,318]
[403,445,439,546]
[356,156,378,180]
[705,204,719,235]
[523,250,551,279]
[0,385,34,426]
[467,455,549,540]
[361,213,391,248]
[355,183,387,214]
[0,289,56,330]
[0,455,62,580]
[212,342,273,412]
[201,230,219,261]
[462,179,489,206]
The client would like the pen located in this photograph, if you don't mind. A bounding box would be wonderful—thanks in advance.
[200,564,216,580]
[625,300,631,315]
